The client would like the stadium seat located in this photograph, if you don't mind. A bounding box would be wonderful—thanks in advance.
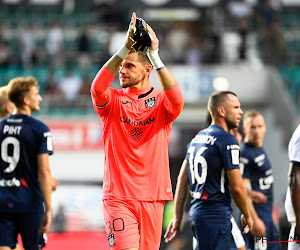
[3,66,23,84]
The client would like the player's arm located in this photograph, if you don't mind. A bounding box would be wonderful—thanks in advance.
[146,25,184,111]
[164,160,189,243]
[103,13,137,74]
[90,13,137,107]
[38,153,53,234]
[242,172,267,204]
[51,175,58,191]
[247,189,267,204]
[243,178,266,236]
[227,169,253,233]
[289,161,300,239]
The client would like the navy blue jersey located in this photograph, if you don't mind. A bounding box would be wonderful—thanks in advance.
[0,114,53,213]
[186,125,240,220]
[240,142,273,221]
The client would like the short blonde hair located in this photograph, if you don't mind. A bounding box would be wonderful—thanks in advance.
[243,109,261,125]
[8,76,39,108]
[207,91,237,118]
[0,86,11,117]
[129,50,151,66]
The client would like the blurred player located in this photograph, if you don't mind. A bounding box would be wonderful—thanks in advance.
[0,84,58,250]
[206,112,246,250]
[285,123,300,250]
[164,91,252,249]
[0,86,21,250]
[0,86,15,118]
[230,127,243,145]
[90,12,184,250]
[0,77,53,250]
[239,110,279,250]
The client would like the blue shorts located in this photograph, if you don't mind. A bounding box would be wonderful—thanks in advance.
[38,233,47,249]
[17,233,46,249]
[190,216,232,250]
[0,212,44,250]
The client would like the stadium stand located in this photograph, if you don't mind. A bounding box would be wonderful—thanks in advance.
[1,0,299,249]
[0,1,298,114]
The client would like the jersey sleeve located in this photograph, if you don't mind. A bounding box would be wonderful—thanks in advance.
[90,66,115,108]
[221,134,240,170]
[38,122,53,155]
[163,82,184,121]
[184,143,191,161]
[289,125,300,163]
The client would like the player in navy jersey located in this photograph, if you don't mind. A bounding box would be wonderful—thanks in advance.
[0,85,57,250]
[165,91,253,250]
[205,113,246,250]
[0,77,53,250]
[239,110,279,250]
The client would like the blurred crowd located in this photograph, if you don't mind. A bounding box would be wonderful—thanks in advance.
[0,0,287,66]
[0,0,294,113]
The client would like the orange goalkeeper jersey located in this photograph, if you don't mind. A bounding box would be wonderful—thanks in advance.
[91,67,184,201]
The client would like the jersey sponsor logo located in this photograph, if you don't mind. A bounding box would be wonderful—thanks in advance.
[120,116,155,126]
[191,135,217,145]
[189,190,208,200]
[259,175,274,190]
[190,190,201,199]
[227,144,240,150]
[145,97,156,108]
[130,128,144,141]
[0,177,21,187]
[121,101,131,105]
[7,118,23,123]
[0,177,28,187]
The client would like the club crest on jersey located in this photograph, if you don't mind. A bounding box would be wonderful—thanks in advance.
[145,97,156,109]
[108,234,115,247]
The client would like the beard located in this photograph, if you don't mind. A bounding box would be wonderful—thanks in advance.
[120,79,138,88]
[119,72,146,88]
[225,117,238,131]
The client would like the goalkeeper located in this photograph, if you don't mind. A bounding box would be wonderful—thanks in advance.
[90,12,184,250]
